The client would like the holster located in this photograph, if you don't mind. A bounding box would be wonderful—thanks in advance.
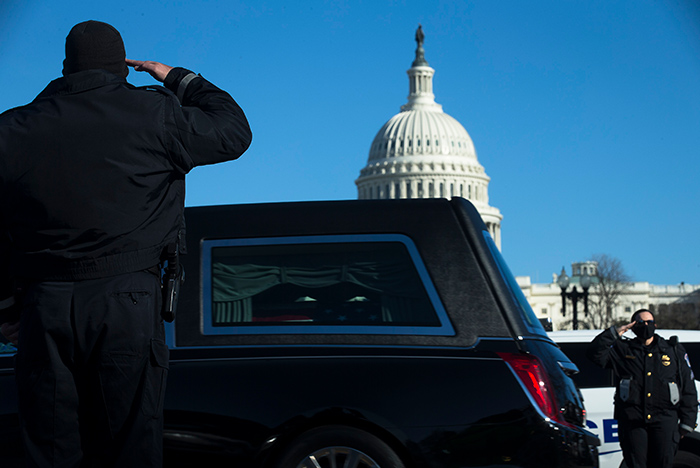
[161,242,184,323]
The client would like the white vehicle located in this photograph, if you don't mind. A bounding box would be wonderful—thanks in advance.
[549,329,700,468]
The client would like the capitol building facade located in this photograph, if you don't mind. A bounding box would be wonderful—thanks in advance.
[518,267,700,331]
[355,28,699,330]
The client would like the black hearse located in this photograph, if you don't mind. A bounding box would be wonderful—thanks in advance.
[0,198,598,467]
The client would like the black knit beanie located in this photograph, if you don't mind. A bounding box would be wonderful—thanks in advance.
[62,21,128,78]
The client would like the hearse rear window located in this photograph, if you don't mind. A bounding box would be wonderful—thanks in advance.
[202,235,454,336]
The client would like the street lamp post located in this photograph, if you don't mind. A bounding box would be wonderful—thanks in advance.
[557,267,592,330]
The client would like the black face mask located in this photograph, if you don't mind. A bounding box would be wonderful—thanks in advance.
[632,321,656,341]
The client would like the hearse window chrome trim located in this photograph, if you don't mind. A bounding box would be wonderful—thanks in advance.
[200,234,455,337]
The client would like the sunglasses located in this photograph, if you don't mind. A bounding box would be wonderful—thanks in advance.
[635,319,655,325]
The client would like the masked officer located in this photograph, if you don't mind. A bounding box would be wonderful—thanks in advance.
[0,20,251,467]
[587,309,698,468]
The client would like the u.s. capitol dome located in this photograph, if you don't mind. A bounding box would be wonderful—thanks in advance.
[356,26,502,248]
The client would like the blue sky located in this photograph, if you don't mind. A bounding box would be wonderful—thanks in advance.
[2,0,699,286]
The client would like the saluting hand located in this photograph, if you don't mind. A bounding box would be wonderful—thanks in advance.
[617,321,635,337]
[126,59,174,83]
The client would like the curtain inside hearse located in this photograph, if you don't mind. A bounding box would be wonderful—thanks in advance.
[211,261,436,326]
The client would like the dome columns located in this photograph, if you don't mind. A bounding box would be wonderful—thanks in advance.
[358,172,491,203]
[402,66,441,112]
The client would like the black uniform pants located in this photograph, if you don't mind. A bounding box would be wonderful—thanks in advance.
[14,270,168,468]
[618,416,680,468]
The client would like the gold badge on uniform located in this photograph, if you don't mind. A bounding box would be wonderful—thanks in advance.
[662,355,671,366]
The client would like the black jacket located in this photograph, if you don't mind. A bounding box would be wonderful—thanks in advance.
[587,327,697,432]
[0,67,252,321]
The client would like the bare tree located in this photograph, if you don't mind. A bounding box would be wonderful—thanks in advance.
[581,254,632,329]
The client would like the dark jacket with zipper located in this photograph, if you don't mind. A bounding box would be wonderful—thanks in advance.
[0,67,252,322]
[587,326,697,433]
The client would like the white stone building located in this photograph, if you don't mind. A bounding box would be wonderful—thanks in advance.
[355,26,502,248]
[518,266,700,331]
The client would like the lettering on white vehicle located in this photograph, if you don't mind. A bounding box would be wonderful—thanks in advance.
[586,419,619,444]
